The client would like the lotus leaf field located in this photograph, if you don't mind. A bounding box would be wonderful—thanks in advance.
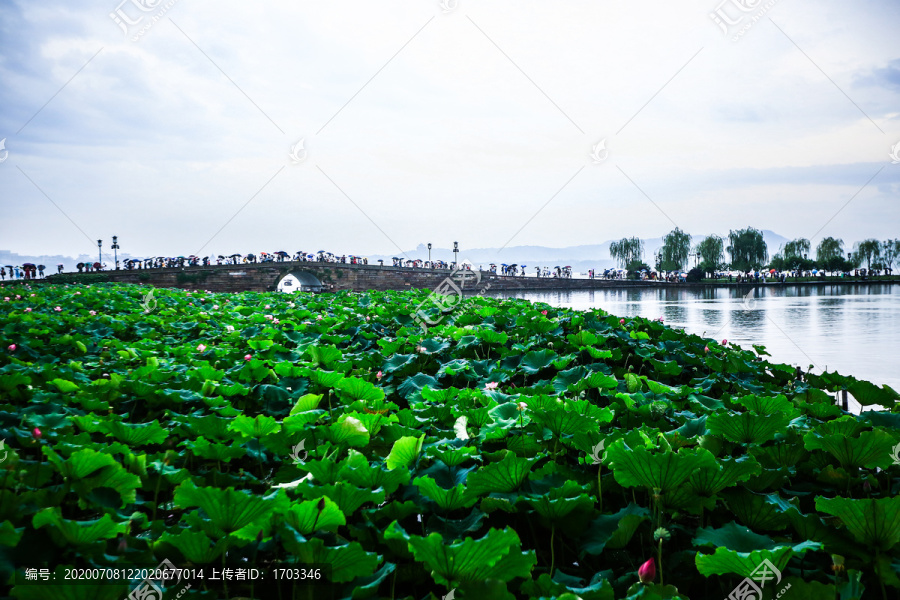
[2,283,900,600]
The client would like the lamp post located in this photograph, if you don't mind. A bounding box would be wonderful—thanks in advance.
[97,239,102,267]
[427,243,432,265]
[453,241,459,270]
[111,236,120,270]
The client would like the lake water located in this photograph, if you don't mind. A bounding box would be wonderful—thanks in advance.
[488,284,900,396]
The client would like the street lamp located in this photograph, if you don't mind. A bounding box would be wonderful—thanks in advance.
[453,241,459,270]
[97,239,102,267]
[427,243,432,265]
[111,236,120,270]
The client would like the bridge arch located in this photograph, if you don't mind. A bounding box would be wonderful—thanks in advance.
[276,270,324,293]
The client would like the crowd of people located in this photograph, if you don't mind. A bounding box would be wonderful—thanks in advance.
[4,249,894,282]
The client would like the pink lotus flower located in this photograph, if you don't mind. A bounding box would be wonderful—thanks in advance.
[89,310,96,316]
[54,306,62,312]
[7,344,16,351]
[541,310,548,315]
[197,343,207,352]
[24,308,31,313]
[416,346,426,354]
[244,354,252,361]
[74,291,81,295]
[264,314,273,320]
[30,294,35,297]
[15,295,20,300]
[316,316,323,321]
[189,303,193,306]
[366,316,371,321]
[3,298,9,302]
[704,345,709,353]
[265,305,271,309]
[33,427,42,440]
[657,317,664,322]
[485,381,499,390]
[225,325,235,332]
[376,370,383,380]
[619,319,625,324]
[638,558,656,583]
[212,305,219,310]
[721,339,727,345]
[516,401,528,411]
[273,318,280,324]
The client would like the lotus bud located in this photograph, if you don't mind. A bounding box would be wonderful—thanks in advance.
[638,558,656,583]
[831,554,845,572]
[32,427,41,440]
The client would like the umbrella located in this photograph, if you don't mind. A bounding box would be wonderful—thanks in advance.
[812,269,818,274]
[230,254,241,258]
[770,269,776,273]
[23,263,35,267]
[218,255,226,259]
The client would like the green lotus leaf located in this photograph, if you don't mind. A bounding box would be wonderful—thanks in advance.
[307,369,344,389]
[568,330,599,347]
[337,377,385,402]
[693,521,777,552]
[813,415,867,438]
[706,411,791,445]
[803,428,896,470]
[695,540,820,578]
[720,490,792,531]
[284,496,346,534]
[397,373,440,399]
[228,414,281,438]
[340,450,410,494]
[585,372,618,390]
[606,441,717,495]
[183,436,246,462]
[173,481,287,535]
[466,452,536,496]
[329,416,370,447]
[307,344,344,367]
[419,338,451,354]
[481,402,527,440]
[32,508,123,546]
[521,571,615,600]
[533,405,596,437]
[521,349,559,374]
[281,535,380,584]
[413,476,478,511]
[384,522,536,586]
[49,379,79,393]
[385,435,424,470]
[297,481,386,516]
[0,521,23,547]
[157,528,227,563]
[848,380,899,408]
[734,393,796,416]
[43,447,117,479]
[524,490,594,523]
[815,496,900,551]
[74,463,141,507]
[669,456,761,511]
[383,353,416,374]
[98,419,168,446]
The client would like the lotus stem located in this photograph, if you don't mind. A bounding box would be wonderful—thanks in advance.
[597,464,603,513]
[550,523,556,578]
[658,537,664,586]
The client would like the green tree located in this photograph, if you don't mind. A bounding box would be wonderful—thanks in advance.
[882,239,899,272]
[658,228,691,272]
[816,237,844,264]
[782,238,811,260]
[853,239,883,270]
[609,237,644,269]
[695,235,725,277]
[727,228,768,272]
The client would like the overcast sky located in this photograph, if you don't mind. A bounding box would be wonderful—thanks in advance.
[1,0,898,262]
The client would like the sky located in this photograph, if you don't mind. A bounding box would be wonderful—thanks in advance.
[1,0,899,264]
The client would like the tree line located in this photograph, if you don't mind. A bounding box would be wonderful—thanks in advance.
[608,227,899,276]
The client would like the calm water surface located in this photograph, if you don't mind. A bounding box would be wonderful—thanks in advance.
[488,284,900,393]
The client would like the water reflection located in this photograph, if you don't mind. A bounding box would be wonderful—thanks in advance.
[486,284,900,392]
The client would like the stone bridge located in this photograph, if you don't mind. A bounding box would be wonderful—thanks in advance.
[46,261,663,293]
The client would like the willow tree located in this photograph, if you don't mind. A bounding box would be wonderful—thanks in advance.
[883,239,899,271]
[609,237,644,268]
[658,228,691,272]
[816,237,844,263]
[695,235,725,275]
[854,239,883,270]
[782,238,811,260]
[727,228,768,272]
